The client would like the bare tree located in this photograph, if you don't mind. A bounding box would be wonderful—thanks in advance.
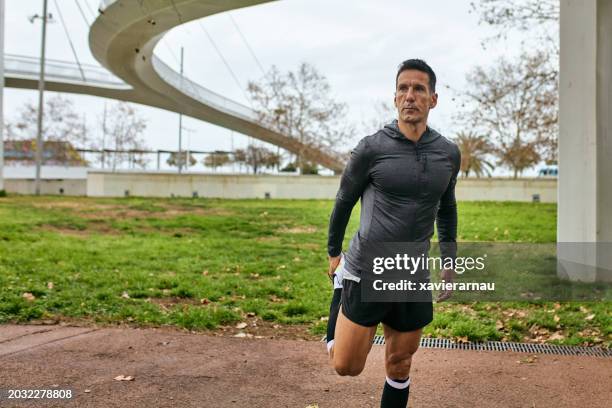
[247,63,351,171]
[454,131,496,178]
[471,0,558,28]
[361,100,395,135]
[8,95,90,147]
[470,0,559,47]
[101,102,148,171]
[455,51,558,178]
[233,145,280,175]
[203,151,231,171]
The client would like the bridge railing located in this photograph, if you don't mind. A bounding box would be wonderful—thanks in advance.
[151,55,258,123]
[4,53,129,89]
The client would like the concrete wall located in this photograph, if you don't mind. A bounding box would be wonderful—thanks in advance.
[5,178,87,196]
[455,178,556,203]
[86,171,558,202]
[4,172,558,202]
[87,172,341,199]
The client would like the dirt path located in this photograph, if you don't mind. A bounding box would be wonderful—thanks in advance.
[0,324,610,407]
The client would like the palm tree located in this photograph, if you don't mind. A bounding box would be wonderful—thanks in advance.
[455,132,495,178]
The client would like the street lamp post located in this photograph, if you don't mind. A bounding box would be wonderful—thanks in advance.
[33,0,50,195]
[178,47,184,174]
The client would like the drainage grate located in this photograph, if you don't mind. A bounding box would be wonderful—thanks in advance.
[322,336,611,358]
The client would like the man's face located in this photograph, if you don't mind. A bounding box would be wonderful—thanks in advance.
[394,69,438,125]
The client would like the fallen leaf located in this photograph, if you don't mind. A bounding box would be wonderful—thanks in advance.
[518,355,538,364]
[22,292,36,302]
[549,332,565,341]
[200,298,210,305]
[84,389,91,393]
[553,315,560,323]
[495,320,505,330]
[585,314,595,321]
[47,282,54,289]
[236,322,248,329]
[456,336,469,344]
[202,270,209,276]
[121,291,130,299]
[113,375,134,381]
[246,312,256,317]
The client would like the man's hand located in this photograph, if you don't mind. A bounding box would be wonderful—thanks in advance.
[436,268,454,302]
[327,255,342,282]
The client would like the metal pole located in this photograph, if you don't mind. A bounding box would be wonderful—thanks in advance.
[156,150,160,170]
[101,102,107,169]
[34,0,49,195]
[231,130,234,173]
[178,46,184,174]
[0,0,5,193]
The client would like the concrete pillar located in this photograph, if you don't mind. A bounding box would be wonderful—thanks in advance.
[0,0,4,192]
[558,0,612,282]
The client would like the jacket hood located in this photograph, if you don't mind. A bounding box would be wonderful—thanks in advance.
[382,120,440,144]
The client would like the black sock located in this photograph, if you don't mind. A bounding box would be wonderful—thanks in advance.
[381,377,410,408]
[326,288,342,344]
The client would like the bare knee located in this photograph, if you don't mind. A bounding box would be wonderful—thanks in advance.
[386,351,415,379]
[333,359,366,377]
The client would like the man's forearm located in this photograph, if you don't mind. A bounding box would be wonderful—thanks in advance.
[327,198,354,257]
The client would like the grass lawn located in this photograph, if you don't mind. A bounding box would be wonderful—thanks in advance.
[0,195,609,347]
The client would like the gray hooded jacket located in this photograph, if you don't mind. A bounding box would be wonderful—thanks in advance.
[327,120,461,280]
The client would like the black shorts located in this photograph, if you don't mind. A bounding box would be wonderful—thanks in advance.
[341,279,433,332]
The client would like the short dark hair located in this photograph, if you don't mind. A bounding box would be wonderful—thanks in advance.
[396,59,437,93]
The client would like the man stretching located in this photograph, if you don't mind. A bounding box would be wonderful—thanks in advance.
[326,59,460,407]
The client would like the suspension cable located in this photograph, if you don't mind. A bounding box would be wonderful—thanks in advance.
[81,0,97,19]
[52,0,86,81]
[196,21,252,105]
[162,39,182,68]
[228,13,266,76]
[74,0,91,27]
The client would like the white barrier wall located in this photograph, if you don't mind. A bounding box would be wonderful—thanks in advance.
[87,172,341,199]
[85,171,558,202]
[5,178,86,196]
[455,178,557,203]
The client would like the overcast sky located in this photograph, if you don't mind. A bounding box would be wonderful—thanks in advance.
[3,0,525,169]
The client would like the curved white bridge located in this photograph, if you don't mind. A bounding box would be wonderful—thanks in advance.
[4,0,344,172]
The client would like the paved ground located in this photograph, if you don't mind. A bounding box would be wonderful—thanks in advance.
[0,324,610,408]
